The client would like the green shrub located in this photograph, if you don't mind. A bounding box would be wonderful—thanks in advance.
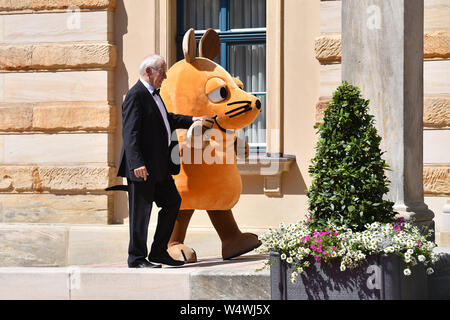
[307,81,396,231]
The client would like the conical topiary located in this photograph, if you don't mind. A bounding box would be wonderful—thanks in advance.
[307,81,396,231]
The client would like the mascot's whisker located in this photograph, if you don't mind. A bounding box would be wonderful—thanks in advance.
[228,106,253,118]
[227,100,252,106]
[225,105,249,115]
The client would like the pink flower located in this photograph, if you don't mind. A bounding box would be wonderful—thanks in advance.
[314,256,321,261]
[331,246,337,251]
[322,251,327,255]
[333,232,339,236]
[417,241,421,247]
[314,238,323,243]
[311,245,317,251]
[317,243,322,248]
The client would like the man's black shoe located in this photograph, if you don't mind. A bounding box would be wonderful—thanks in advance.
[148,251,185,266]
[129,260,162,268]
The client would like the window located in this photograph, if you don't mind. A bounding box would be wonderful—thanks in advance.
[177,0,267,152]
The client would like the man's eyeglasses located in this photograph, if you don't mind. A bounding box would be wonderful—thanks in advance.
[151,67,166,76]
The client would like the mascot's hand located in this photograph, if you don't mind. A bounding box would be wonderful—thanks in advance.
[234,136,249,159]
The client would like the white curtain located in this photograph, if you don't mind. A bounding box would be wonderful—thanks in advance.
[231,44,266,146]
[184,0,220,30]
[230,0,266,29]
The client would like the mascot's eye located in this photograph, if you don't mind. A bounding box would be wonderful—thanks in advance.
[208,87,229,103]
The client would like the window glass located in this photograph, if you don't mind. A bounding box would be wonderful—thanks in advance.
[230,0,266,29]
[183,0,220,30]
[230,44,266,146]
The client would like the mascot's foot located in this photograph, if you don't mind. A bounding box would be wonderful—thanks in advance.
[167,244,197,263]
[222,233,262,260]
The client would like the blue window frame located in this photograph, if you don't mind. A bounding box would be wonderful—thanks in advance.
[176,0,267,152]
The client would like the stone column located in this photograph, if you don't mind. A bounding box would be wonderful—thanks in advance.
[341,0,434,228]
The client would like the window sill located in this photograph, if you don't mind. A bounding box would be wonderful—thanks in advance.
[237,154,296,197]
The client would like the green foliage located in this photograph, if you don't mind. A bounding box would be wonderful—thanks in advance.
[307,81,396,231]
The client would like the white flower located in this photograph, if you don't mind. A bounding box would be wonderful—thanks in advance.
[418,255,425,262]
[340,264,346,271]
[384,246,394,254]
[403,268,411,276]
[280,253,286,260]
[286,257,293,264]
[426,267,434,275]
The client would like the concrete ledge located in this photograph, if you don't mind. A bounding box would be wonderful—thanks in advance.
[0,250,448,300]
[0,223,267,267]
[0,255,270,300]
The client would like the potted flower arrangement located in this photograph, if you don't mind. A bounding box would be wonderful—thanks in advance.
[258,82,440,300]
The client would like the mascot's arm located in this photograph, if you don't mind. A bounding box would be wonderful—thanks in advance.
[121,94,145,170]
[234,136,250,159]
[168,113,193,129]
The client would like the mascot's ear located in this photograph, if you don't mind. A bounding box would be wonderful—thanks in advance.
[199,28,220,61]
[183,28,197,63]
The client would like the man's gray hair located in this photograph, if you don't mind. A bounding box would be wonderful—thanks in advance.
[139,54,164,75]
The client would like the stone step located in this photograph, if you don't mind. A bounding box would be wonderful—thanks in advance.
[0,255,270,300]
[0,223,266,267]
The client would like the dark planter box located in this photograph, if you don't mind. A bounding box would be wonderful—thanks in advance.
[270,252,428,300]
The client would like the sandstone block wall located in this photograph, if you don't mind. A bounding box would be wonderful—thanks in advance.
[0,0,117,224]
[315,0,450,198]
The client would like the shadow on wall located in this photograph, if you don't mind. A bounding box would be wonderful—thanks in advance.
[112,0,129,224]
[241,161,308,196]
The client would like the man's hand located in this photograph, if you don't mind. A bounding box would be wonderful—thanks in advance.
[134,166,149,181]
[192,116,214,131]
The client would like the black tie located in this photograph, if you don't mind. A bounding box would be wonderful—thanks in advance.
[153,89,160,96]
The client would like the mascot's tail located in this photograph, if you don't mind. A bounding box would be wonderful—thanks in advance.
[105,185,129,191]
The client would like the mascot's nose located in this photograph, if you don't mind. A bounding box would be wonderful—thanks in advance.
[255,99,262,110]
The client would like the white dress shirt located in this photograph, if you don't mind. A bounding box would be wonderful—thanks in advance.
[140,78,172,146]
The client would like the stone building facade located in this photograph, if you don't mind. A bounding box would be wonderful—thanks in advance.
[0,0,448,266]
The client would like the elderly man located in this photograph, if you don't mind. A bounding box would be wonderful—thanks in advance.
[117,54,210,268]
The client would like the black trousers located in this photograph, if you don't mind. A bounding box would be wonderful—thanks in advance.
[126,176,181,267]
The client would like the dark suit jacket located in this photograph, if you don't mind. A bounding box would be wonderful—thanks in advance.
[117,80,193,182]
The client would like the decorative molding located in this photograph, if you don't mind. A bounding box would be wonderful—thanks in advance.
[314,33,341,65]
[423,165,450,195]
[315,30,450,65]
[0,0,117,12]
[424,95,450,128]
[0,102,116,133]
[0,42,117,71]
[0,165,116,194]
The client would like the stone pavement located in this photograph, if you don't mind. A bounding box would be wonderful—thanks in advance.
[0,254,270,300]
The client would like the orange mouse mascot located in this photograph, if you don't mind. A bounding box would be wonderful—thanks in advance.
[161,28,262,262]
